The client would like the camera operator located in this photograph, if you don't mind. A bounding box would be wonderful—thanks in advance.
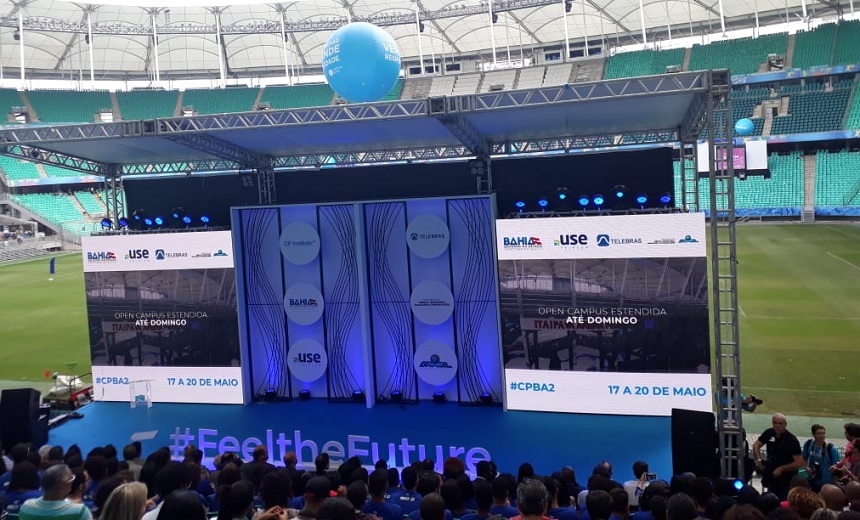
[753,413,803,500]
[716,378,763,424]
[802,424,840,491]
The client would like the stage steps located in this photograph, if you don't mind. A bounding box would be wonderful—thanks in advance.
[253,87,265,109]
[19,91,40,122]
[110,91,121,121]
[784,33,796,69]
[803,153,816,207]
[682,48,692,71]
[173,90,185,117]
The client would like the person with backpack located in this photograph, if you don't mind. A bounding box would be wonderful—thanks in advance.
[802,424,840,491]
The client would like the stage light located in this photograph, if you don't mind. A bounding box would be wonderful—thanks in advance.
[614,185,627,198]
[556,187,569,201]
[660,193,673,205]
[298,389,311,400]
[390,390,403,403]
[578,195,590,208]
[593,194,605,207]
[352,390,365,403]
[432,392,446,403]
[514,201,526,211]
[143,217,154,227]
[118,217,129,229]
[100,218,112,230]
[264,389,277,402]
[636,194,648,205]
[733,479,744,491]
[171,207,184,220]
[154,216,164,227]
[200,215,210,225]
[479,392,494,405]
[537,197,549,209]
[182,215,192,225]
[132,209,145,221]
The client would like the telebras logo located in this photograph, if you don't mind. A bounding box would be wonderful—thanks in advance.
[169,427,491,473]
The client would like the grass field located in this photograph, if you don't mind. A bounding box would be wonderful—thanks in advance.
[0,223,858,417]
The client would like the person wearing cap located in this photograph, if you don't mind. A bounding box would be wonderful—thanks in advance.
[18,464,92,520]
[298,476,333,520]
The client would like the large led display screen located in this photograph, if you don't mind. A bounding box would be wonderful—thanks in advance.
[497,213,711,416]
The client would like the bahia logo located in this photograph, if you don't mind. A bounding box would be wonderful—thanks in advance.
[87,251,117,262]
[596,234,642,247]
[155,249,166,260]
[503,237,542,248]
[553,233,588,247]
[126,249,150,260]
[419,354,453,369]
[289,298,318,308]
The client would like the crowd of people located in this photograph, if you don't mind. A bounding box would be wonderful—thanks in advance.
[0,417,859,520]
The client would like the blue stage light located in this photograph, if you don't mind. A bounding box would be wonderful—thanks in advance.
[143,217,153,227]
[733,479,744,491]
[593,194,605,206]
[200,215,210,224]
[514,201,526,210]
[182,215,192,225]
[636,194,648,205]
[660,193,672,205]
[614,185,627,198]
[537,197,549,208]
[118,217,129,229]
[556,187,569,201]
[154,216,164,226]
[578,196,590,207]
[100,218,112,230]
[132,210,144,221]
[171,207,183,220]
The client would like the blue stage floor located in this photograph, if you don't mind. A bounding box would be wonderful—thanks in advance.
[50,401,673,480]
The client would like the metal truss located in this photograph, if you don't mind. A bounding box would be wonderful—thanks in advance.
[103,165,124,225]
[120,160,244,175]
[508,207,680,218]
[0,121,137,144]
[0,0,560,36]
[437,114,488,157]
[491,131,677,155]
[272,145,473,169]
[164,133,269,170]
[0,144,105,176]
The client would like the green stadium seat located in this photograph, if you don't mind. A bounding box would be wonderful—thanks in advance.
[770,82,852,135]
[603,48,686,79]
[0,88,24,120]
[117,89,180,119]
[0,156,40,181]
[688,34,787,76]
[27,90,112,123]
[260,84,335,109]
[815,150,860,206]
[833,20,860,66]
[74,191,107,216]
[792,23,838,69]
[182,87,259,115]
[13,193,102,236]
[846,82,860,130]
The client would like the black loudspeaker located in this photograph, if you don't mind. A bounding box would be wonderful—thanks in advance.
[0,389,49,451]
[671,408,719,479]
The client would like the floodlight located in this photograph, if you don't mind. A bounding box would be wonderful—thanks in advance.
[100,218,112,230]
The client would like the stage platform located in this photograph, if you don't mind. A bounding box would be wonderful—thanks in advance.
[50,400,673,479]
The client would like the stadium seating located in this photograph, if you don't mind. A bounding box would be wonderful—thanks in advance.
[543,63,572,86]
[13,193,101,235]
[116,89,179,120]
[0,156,40,181]
[481,70,517,92]
[846,82,860,130]
[0,88,24,119]
[673,152,804,210]
[43,165,88,178]
[182,87,259,115]
[517,66,546,89]
[381,79,405,101]
[428,75,457,97]
[27,89,112,123]
[74,191,107,216]
[261,84,335,109]
[791,23,838,70]
[731,87,770,136]
[833,20,860,66]
[770,81,852,135]
[688,33,787,76]
[815,150,860,206]
[604,48,686,79]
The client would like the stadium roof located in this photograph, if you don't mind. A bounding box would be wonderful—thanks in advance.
[0,0,831,79]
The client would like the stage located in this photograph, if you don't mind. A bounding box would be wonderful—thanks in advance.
[49,400,673,480]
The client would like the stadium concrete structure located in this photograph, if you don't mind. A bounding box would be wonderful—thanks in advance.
[0,0,857,482]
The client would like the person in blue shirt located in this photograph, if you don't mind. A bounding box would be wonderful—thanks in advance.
[441,479,472,520]
[462,481,493,520]
[489,478,519,518]
[802,424,841,492]
[385,468,402,503]
[545,477,576,520]
[2,461,42,518]
[609,489,629,520]
[363,469,403,520]
[394,467,422,515]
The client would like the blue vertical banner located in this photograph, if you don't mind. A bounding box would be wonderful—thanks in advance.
[49,257,56,275]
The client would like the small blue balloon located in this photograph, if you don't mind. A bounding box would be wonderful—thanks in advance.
[322,22,401,103]
[735,118,754,136]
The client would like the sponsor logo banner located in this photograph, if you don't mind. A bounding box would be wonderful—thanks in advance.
[406,214,450,259]
[92,366,244,404]
[280,222,321,265]
[287,339,329,382]
[410,281,454,325]
[496,213,706,260]
[284,284,325,326]
[504,369,712,416]
[82,231,233,272]
[413,341,458,386]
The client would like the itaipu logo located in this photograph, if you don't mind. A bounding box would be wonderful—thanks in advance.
[419,354,453,369]
[596,234,643,247]
[502,237,542,249]
[86,251,116,262]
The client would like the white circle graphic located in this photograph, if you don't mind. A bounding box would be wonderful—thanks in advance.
[413,341,458,386]
[284,283,325,325]
[288,339,329,382]
[279,222,321,265]
[410,281,454,325]
[405,214,450,259]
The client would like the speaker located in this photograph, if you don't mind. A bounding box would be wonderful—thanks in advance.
[671,408,719,479]
[0,389,48,451]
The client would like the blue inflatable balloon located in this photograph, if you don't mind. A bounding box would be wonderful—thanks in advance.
[322,22,401,103]
[735,118,754,136]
